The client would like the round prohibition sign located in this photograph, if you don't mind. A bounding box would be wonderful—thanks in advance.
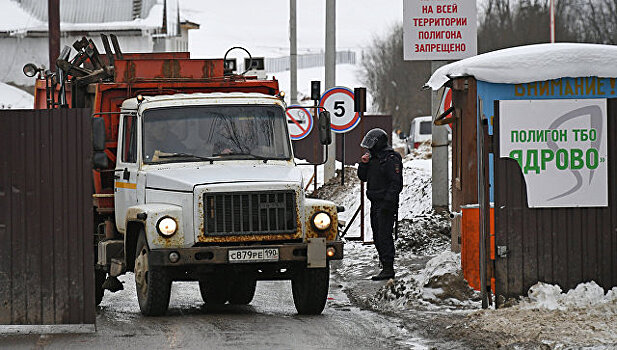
[319,87,361,133]
[439,87,453,131]
[286,106,313,140]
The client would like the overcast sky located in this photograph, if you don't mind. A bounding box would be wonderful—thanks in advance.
[178,0,403,58]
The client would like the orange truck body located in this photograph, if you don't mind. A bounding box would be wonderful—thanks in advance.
[32,52,280,213]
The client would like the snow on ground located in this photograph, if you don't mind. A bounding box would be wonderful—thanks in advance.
[460,281,617,348]
[310,145,461,310]
[272,64,371,106]
[310,143,617,348]
[0,82,34,109]
[524,281,617,311]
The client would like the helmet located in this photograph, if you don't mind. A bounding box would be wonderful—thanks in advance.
[360,128,388,150]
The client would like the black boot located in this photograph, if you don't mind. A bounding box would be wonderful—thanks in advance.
[371,261,395,281]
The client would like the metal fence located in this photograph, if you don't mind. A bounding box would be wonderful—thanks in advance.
[265,51,356,73]
[0,108,95,328]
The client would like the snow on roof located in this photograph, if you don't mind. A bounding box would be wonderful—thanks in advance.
[425,43,617,90]
[0,82,34,109]
[0,0,174,34]
[0,0,43,32]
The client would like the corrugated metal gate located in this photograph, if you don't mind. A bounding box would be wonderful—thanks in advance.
[0,109,95,329]
[493,99,617,304]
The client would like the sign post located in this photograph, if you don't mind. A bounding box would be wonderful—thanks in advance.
[319,86,362,185]
[403,0,477,211]
[403,0,477,61]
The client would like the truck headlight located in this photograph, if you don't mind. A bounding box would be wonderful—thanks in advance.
[157,217,178,237]
[312,212,331,231]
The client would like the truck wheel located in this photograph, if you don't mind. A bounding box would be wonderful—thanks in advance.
[291,263,330,315]
[198,276,228,305]
[95,270,106,306]
[134,230,171,316]
[228,278,257,305]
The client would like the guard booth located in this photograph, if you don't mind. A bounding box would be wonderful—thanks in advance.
[428,43,617,307]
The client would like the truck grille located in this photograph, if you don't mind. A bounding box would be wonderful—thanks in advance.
[204,191,297,235]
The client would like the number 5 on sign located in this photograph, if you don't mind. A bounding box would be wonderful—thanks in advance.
[319,86,362,133]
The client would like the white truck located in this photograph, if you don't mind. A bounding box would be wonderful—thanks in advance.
[97,92,343,315]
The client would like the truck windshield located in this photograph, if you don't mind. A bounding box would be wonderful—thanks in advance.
[143,105,292,164]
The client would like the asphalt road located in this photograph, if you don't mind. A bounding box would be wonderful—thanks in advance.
[1,263,426,350]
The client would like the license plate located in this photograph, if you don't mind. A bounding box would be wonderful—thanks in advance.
[228,248,279,263]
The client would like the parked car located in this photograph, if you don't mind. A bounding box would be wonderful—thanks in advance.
[407,116,432,151]
[406,116,451,152]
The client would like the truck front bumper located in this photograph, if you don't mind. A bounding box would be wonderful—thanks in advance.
[148,241,343,267]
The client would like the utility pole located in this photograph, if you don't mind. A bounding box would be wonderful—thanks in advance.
[550,0,555,43]
[431,61,449,212]
[324,0,336,182]
[48,0,60,70]
[290,0,298,104]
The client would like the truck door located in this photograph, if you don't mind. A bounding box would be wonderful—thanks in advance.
[115,113,139,233]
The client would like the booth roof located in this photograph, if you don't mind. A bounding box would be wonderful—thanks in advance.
[425,43,617,90]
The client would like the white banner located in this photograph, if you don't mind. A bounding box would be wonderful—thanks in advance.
[403,0,477,61]
[499,99,608,208]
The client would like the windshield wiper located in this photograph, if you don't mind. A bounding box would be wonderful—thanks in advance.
[157,152,216,163]
[210,152,288,163]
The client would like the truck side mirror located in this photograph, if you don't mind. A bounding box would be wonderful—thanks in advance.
[93,152,108,169]
[92,117,108,169]
[93,117,106,151]
[318,111,332,145]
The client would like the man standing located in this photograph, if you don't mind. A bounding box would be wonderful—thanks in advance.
[357,128,403,280]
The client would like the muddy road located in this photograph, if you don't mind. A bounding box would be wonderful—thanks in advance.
[1,262,428,350]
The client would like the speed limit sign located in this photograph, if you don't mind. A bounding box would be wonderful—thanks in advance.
[319,87,361,133]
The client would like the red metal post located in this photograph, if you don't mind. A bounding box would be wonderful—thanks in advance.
[550,0,555,43]
[48,0,60,70]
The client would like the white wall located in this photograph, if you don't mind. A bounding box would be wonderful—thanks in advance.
[0,33,155,86]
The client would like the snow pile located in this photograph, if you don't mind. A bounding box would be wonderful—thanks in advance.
[395,216,450,256]
[415,251,460,289]
[426,43,617,90]
[0,82,34,109]
[406,140,432,160]
[319,154,434,241]
[391,131,406,150]
[371,251,477,310]
[522,281,617,311]
[399,159,432,221]
[463,281,617,348]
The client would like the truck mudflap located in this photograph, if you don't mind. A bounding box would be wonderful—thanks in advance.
[147,241,343,267]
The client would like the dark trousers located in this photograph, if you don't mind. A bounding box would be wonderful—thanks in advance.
[369,201,395,264]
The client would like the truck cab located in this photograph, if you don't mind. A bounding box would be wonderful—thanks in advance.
[104,92,343,315]
[26,38,342,316]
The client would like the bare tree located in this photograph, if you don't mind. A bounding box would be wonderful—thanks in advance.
[361,0,613,131]
[563,0,617,44]
[478,0,578,53]
[360,25,431,133]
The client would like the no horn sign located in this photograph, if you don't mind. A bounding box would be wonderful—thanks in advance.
[319,87,361,133]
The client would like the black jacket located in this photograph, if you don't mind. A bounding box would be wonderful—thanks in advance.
[357,147,403,206]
